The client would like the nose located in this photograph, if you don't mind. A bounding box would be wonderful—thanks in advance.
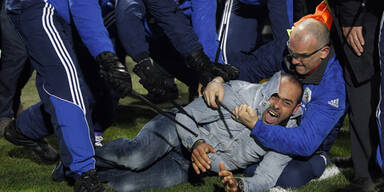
[271,98,281,110]
[291,57,301,65]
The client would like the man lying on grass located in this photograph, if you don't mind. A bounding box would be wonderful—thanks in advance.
[79,72,302,192]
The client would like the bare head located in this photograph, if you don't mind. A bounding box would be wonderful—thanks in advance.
[287,18,330,75]
[262,73,302,125]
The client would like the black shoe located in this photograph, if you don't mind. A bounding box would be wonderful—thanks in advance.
[51,161,76,185]
[0,118,12,138]
[337,177,377,192]
[331,156,353,168]
[74,169,106,192]
[4,120,59,163]
[52,161,66,182]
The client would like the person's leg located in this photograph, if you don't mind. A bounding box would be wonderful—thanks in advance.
[148,31,199,88]
[10,2,96,177]
[95,111,182,170]
[144,0,202,58]
[97,150,190,192]
[225,0,293,83]
[225,0,261,61]
[347,75,380,184]
[115,0,149,61]
[244,152,328,188]
[0,0,32,132]
[73,32,120,144]
[276,153,328,188]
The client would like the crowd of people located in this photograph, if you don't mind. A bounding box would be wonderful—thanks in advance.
[0,0,383,191]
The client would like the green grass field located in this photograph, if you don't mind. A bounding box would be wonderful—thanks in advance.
[0,60,354,191]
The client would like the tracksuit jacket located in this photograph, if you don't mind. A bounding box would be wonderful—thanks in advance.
[251,48,347,156]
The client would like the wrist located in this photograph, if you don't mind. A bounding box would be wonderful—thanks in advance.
[212,77,224,83]
[191,139,205,151]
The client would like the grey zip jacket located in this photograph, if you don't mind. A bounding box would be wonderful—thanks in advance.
[175,72,302,192]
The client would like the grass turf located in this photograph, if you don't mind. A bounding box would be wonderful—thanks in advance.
[0,60,353,192]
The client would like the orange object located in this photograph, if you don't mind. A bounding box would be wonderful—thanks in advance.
[294,0,333,30]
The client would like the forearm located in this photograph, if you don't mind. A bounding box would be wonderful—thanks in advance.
[191,0,220,62]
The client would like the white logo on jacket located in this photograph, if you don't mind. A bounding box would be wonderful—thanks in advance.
[328,98,339,108]
[303,87,312,103]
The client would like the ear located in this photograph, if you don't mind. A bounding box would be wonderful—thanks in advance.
[293,103,301,114]
[319,46,330,59]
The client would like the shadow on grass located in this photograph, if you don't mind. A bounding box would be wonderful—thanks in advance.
[213,184,225,192]
[7,147,56,165]
[114,105,157,127]
[330,168,353,192]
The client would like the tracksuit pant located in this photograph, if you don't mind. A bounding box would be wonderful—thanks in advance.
[8,1,96,177]
[114,0,200,87]
[223,0,293,83]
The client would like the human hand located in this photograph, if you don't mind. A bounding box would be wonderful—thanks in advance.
[191,141,216,174]
[203,77,225,109]
[133,58,175,98]
[96,52,132,97]
[232,104,258,129]
[219,162,239,192]
[342,26,364,56]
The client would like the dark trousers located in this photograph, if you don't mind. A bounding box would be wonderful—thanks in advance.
[346,73,380,178]
[244,153,328,188]
[0,0,33,120]
[224,0,293,83]
[115,0,201,60]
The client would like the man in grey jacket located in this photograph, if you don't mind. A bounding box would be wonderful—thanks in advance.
[176,71,302,192]
[93,71,302,192]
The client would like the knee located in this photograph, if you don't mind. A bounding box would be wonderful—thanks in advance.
[116,0,146,19]
[277,168,308,188]
[119,151,153,171]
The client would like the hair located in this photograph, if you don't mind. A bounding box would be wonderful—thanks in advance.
[281,73,303,104]
[293,18,330,47]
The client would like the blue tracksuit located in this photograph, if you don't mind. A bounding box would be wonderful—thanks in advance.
[6,0,114,57]
[6,0,115,177]
[251,51,346,157]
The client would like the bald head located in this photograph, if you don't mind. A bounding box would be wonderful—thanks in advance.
[281,73,302,104]
[291,18,330,47]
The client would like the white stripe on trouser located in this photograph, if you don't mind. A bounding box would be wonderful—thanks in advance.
[218,0,234,64]
[41,2,86,113]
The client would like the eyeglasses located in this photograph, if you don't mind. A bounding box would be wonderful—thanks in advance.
[286,41,329,60]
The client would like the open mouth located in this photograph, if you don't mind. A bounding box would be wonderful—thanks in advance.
[263,109,279,124]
